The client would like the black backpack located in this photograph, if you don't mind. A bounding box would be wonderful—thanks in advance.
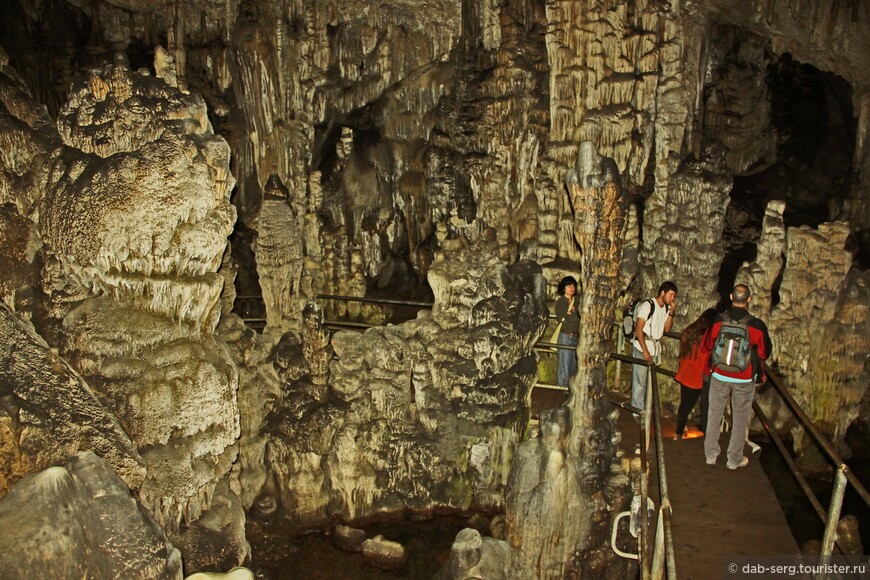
[621,298,654,340]
[710,312,753,373]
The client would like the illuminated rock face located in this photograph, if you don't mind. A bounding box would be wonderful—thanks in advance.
[739,216,870,448]
[238,236,549,527]
[0,301,146,496]
[0,452,182,580]
[38,63,241,532]
[0,55,242,566]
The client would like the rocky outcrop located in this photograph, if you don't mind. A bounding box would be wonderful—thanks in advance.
[169,478,251,577]
[0,53,241,542]
[252,175,305,337]
[740,221,870,448]
[0,302,145,495]
[651,146,733,330]
[39,62,241,530]
[239,236,548,527]
[0,452,182,580]
[735,200,787,321]
[436,528,510,580]
[505,144,631,578]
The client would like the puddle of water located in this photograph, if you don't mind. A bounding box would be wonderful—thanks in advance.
[246,513,479,579]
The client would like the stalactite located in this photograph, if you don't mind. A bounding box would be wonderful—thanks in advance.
[171,0,186,92]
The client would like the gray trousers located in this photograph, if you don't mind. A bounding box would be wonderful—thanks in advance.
[704,375,755,467]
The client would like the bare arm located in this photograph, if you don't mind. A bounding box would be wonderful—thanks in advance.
[664,306,675,333]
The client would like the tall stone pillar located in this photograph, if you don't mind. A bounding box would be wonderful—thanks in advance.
[505,142,631,578]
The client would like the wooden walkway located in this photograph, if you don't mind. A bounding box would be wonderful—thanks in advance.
[661,432,801,579]
[532,389,802,578]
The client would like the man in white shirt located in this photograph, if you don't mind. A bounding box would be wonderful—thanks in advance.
[630,281,678,412]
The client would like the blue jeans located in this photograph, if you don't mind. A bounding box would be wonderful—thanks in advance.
[557,332,578,387]
[631,346,649,411]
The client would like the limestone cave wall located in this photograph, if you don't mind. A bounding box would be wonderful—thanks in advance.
[0,0,869,576]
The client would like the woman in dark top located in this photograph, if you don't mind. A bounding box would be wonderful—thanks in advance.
[673,308,717,439]
[554,276,580,387]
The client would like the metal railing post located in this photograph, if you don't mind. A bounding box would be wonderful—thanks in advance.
[820,466,848,557]
[639,429,651,580]
[651,507,665,580]
[614,330,625,391]
[650,366,677,580]
[644,362,653,453]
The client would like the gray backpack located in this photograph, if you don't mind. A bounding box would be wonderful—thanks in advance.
[710,313,752,373]
[621,299,654,340]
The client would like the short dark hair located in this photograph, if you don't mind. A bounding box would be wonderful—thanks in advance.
[732,284,751,304]
[557,276,578,296]
[658,281,678,296]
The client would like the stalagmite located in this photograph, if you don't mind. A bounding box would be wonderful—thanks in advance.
[505,142,631,578]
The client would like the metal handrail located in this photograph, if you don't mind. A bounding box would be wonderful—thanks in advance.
[753,401,827,522]
[650,365,677,580]
[606,351,677,579]
[316,293,435,308]
[763,364,870,509]
[639,398,651,580]
[754,363,870,557]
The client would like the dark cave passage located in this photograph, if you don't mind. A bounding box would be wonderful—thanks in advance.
[717,53,856,303]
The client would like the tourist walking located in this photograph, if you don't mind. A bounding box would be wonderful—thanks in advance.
[673,308,717,439]
[701,284,772,469]
[553,276,580,387]
[630,281,678,412]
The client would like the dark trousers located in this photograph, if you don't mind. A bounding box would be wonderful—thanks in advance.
[675,379,710,436]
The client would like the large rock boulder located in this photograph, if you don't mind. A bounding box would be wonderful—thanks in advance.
[0,452,182,579]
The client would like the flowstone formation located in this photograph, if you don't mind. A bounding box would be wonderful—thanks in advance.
[0,302,145,496]
[0,50,245,571]
[737,213,870,450]
[504,143,631,579]
[237,235,549,527]
[42,61,241,533]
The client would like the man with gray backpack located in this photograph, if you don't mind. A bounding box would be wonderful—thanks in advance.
[701,284,772,470]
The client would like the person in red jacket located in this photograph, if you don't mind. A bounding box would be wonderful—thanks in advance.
[700,284,772,469]
[673,308,717,439]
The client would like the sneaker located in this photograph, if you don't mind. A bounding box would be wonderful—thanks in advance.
[727,456,750,470]
[706,457,716,465]
[673,433,682,441]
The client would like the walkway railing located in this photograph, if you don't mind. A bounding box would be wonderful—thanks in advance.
[753,363,870,557]
[606,352,677,580]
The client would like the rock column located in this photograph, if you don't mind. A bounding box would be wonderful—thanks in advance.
[505,142,630,578]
